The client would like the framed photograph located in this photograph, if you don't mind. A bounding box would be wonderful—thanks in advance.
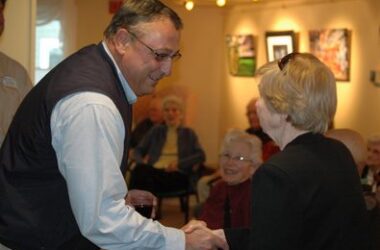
[309,28,351,81]
[226,34,256,77]
[265,31,296,62]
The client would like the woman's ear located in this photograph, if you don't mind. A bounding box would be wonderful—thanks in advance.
[113,28,131,54]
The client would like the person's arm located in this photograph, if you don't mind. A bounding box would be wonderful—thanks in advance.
[51,92,184,250]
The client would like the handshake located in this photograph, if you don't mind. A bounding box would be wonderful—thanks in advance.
[126,190,229,250]
[182,220,229,250]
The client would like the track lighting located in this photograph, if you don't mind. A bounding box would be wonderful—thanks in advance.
[216,0,226,7]
[185,0,194,11]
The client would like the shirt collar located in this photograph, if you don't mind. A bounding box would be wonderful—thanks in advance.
[101,41,137,104]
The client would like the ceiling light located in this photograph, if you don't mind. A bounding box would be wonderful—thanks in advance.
[185,0,194,11]
[216,0,226,7]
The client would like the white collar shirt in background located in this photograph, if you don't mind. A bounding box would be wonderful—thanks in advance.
[50,42,185,249]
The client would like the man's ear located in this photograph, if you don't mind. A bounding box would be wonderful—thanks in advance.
[113,28,131,54]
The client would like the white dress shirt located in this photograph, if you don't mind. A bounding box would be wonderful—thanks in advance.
[50,42,185,249]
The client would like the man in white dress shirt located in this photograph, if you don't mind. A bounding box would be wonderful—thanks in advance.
[0,0,228,249]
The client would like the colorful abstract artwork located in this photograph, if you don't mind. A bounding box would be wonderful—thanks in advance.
[309,29,351,81]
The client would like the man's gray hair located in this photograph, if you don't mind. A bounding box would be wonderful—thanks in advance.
[104,0,183,38]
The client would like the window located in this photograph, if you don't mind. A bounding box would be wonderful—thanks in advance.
[35,20,64,83]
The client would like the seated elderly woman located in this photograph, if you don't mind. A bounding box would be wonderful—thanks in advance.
[129,95,206,194]
[199,129,262,230]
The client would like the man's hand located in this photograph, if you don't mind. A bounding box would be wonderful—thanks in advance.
[125,189,157,219]
[182,219,207,232]
[182,220,229,250]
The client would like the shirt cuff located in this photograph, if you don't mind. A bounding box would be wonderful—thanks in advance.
[163,227,185,250]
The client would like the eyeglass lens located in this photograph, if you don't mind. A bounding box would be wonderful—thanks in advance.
[127,29,181,62]
[220,153,251,163]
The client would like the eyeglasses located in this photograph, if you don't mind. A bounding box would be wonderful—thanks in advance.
[219,153,252,164]
[127,30,181,62]
[278,52,300,71]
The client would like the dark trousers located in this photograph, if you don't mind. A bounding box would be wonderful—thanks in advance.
[129,164,189,194]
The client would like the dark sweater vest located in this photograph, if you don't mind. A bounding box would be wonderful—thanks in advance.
[0,43,132,249]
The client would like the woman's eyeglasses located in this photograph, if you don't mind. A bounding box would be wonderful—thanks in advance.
[278,52,300,71]
[219,153,253,164]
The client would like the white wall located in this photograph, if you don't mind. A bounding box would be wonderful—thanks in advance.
[0,0,35,81]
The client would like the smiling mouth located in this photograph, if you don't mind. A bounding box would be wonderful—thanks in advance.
[150,72,165,81]
[223,169,238,175]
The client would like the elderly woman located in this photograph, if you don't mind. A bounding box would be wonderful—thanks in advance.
[130,95,205,194]
[216,53,370,249]
[199,129,262,229]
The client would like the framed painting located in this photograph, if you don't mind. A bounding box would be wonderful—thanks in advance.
[309,28,351,81]
[265,31,296,62]
[226,34,256,77]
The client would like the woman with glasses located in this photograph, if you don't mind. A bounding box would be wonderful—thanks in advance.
[198,129,262,230]
[201,53,370,249]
